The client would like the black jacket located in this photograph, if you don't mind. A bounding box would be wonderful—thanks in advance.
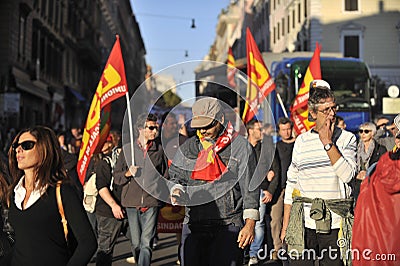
[254,136,281,197]
[113,138,168,208]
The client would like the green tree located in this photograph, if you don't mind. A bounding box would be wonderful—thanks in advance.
[162,90,181,107]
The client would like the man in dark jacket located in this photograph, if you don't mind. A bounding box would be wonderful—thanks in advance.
[246,119,279,265]
[270,117,295,261]
[169,97,260,266]
[95,138,125,266]
[113,113,168,266]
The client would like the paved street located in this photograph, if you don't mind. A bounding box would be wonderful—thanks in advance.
[88,233,180,266]
[89,233,283,266]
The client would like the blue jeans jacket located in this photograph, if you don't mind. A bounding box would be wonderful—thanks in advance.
[169,134,260,227]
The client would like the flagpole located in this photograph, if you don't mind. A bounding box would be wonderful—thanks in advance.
[235,74,241,132]
[125,93,135,172]
[276,92,288,118]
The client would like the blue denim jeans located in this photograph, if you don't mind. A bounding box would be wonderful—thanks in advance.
[249,190,266,258]
[125,207,159,266]
[95,215,122,266]
[180,223,243,266]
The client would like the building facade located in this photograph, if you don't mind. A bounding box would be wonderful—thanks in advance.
[196,0,400,117]
[0,0,146,134]
[269,0,400,87]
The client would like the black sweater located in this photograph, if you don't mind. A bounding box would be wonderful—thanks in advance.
[9,182,97,266]
[276,141,295,188]
[95,156,122,218]
[253,136,281,195]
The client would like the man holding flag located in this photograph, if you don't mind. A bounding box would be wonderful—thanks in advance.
[113,113,169,265]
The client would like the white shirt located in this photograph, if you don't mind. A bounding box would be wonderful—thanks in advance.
[14,176,48,210]
[284,129,357,229]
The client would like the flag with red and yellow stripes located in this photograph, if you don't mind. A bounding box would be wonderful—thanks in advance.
[290,42,321,135]
[242,28,276,123]
[77,35,128,184]
[227,47,237,88]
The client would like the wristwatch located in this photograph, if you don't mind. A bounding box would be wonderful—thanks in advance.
[324,143,333,151]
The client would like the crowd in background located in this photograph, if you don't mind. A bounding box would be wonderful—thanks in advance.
[0,100,398,266]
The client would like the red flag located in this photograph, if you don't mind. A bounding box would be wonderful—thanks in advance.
[77,35,128,184]
[290,43,321,135]
[243,28,276,123]
[95,104,112,154]
[227,47,237,87]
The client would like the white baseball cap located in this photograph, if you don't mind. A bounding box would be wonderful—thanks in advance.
[310,79,331,90]
[394,113,400,131]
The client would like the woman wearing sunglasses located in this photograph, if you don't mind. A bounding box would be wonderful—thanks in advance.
[352,115,400,266]
[354,122,387,201]
[7,126,97,266]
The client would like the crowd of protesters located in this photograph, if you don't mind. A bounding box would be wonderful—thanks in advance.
[0,81,399,266]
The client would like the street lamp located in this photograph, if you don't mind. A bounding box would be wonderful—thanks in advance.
[136,13,196,29]
[150,48,189,58]
[293,65,302,94]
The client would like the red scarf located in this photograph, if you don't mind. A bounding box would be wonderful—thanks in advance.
[191,122,237,182]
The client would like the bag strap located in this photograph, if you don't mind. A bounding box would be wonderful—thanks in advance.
[56,181,68,242]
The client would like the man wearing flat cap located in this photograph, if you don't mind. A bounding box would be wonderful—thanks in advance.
[169,97,260,266]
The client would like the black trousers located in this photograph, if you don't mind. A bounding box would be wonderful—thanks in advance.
[289,228,343,266]
[180,223,243,266]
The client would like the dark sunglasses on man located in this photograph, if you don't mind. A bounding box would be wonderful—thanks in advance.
[145,126,159,131]
[12,140,36,151]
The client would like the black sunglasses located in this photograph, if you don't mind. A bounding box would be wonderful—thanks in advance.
[12,140,36,151]
[358,129,371,134]
[145,126,158,131]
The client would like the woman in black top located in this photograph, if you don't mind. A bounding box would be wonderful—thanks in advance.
[7,126,97,266]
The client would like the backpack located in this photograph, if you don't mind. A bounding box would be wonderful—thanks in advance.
[82,156,113,213]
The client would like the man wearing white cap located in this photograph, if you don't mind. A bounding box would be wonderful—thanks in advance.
[386,113,400,153]
[169,97,260,266]
[393,113,400,151]
[281,80,357,265]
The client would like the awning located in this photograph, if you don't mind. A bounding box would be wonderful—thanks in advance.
[15,78,51,101]
[66,87,86,102]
